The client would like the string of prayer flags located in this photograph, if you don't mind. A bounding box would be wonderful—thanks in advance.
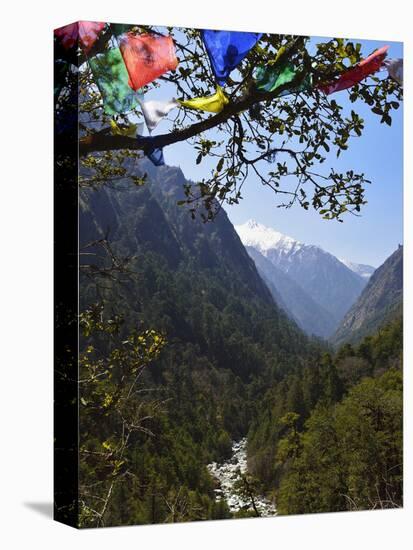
[88,48,143,115]
[119,33,178,91]
[110,119,143,137]
[318,45,389,95]
[201,30,262,86]
[147,147,165,166]
[55,21,106,53]
[139,99,179,133]
[384,58,403,85]
[179,86,229,113]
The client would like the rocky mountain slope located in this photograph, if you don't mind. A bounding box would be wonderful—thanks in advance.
[332,246,403,346]
[79,162,313,383]
[245,245,335,338]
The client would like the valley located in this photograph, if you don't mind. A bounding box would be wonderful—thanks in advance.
[77,160,403,526]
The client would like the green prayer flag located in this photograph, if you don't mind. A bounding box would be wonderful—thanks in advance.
[255,64,296,92]
[255,63,312,96]
[88,47,142,115]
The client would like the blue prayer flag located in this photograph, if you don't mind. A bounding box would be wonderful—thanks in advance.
[147,147,165,166]
[201,30,262,86]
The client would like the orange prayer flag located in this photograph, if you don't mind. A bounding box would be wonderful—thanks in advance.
[119,33,178,91]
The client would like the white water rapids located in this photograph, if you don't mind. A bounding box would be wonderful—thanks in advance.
[207,438,277,517]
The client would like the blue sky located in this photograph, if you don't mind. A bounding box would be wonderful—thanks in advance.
[146,34,403,267]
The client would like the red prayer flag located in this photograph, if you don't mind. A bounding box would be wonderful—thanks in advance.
[55,23,78,50]
[79,22,106,53]
[318,45,389,95]
[54,21,106,53]
[119,33,178,91]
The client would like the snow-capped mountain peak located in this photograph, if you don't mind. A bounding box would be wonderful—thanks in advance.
[235,219,369,328]
[236,219,300,255]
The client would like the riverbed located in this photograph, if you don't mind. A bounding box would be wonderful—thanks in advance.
[207,438,277,517]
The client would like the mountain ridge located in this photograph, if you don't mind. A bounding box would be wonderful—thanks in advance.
[237,219,375,279]
[235,219,368,334]
[80,162,312,381]
[332,246,403,347]
[338,258,376,279]
[245,245,336,338]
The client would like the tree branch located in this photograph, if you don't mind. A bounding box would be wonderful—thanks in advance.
[78,71,309,156]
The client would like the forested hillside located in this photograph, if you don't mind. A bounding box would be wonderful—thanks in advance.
[78,161,322,526]
[248,317,402,513]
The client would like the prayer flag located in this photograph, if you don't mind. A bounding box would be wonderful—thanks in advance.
[255,64,297,92]
[55,23,78,50]
[119,33,178,91]
[179,86,229,113]
[201,30,262,86]
[255,64,312,95]
[147,147,165,166]
[139,99,179,133]
[110,119,142,137]
[384,58,403,85]
[54,21,106,53]
[318,45,389,95]
[88,48,143,115]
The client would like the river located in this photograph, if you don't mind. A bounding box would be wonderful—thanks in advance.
[207,438,277,517]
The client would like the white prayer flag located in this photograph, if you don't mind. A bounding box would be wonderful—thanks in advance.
[139,99,180,133]
[384,58,403,85]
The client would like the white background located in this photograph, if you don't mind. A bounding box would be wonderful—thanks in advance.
[0,1,410,548]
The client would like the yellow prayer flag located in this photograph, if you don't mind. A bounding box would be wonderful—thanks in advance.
[110,119,138,138]
[178,86,229,113]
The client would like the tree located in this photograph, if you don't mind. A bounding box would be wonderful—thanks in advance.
[62,28,403,220]
[276,368,402,515]
[78,303,166,527]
